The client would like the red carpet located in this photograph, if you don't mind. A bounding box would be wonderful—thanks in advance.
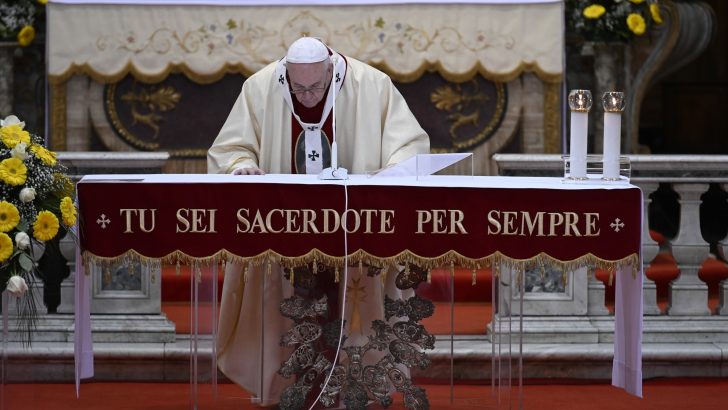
[4,378,727,409]
[162,301,491,335]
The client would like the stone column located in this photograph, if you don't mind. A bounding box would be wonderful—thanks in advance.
[592,42,626,155]
[0,42,15,116]
[719,239,728,316]
[521,73,545,154]
[718,183,728,316]
[57,232,77,314]
[66,76,92,151]
[634,182,661,315]
[667,183,711,315]
[587,268,609,316]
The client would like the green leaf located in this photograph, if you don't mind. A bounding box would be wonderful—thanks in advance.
[18,252,33,272]
[18,220,29,231]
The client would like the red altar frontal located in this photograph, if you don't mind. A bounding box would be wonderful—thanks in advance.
[74,174,644,403]
[78,174,640,269]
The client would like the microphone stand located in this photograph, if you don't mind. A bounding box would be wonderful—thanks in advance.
[319,56,348,180]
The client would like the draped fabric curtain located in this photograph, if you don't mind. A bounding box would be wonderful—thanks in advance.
[47,0,564,85]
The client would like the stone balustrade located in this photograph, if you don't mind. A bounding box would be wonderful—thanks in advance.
[493,154,728,334]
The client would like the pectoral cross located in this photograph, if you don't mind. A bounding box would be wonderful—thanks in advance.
[308,151,319,161]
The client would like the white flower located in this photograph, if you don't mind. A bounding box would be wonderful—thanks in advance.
[11,142,28,161]
[15,231,30,250]
[6,275,29,298]
[19,187,36,203]
[0,115,25,129]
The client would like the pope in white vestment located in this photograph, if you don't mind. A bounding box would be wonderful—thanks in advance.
[208,37,430,409]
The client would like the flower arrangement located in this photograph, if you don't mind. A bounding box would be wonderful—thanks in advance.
[1,115,75,328]
[0,0,47,47]
[566,0,664,43]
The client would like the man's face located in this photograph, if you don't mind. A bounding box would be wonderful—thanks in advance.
[287,61,332,108]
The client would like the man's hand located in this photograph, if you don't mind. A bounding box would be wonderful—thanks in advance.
[232,167,265,175]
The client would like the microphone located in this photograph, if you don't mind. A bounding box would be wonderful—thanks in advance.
[319,55,348,180]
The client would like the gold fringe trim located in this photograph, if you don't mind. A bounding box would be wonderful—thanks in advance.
[81,249,639,282]
[49,59,562,86]
[47,61,258,86]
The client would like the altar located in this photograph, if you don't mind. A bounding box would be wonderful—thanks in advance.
[74,174,644,405]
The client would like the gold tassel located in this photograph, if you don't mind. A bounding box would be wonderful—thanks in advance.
[609,270,614,287]
[290,269,295,285]
[313,258,318,274]
[244,263,249,283]
[426,268,431,284]
[358,258,363,271]
[176,260,181,276]
[472,268,477,285]
[335,266,340,283]
[267,259,272,276]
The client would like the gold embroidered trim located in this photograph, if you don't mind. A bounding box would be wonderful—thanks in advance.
[49,82,68,151]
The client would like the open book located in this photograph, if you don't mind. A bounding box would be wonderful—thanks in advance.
[368,153,473,178]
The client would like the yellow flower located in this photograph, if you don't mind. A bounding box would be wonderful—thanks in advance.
[627,13,647,36]
[17,26,35,47]
[60,197,77,227]
[1,124,31,149]
[0,158,28,186]
[38,0,49,5]
[650,3,663,24]
[0,232,12,263]
[30,144,57,166]
[583,4,606,19]
[0,201,20,233]
[33,211,60,242]
[629,0,646,3]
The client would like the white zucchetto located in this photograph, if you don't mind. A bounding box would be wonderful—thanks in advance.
[285,37,329,64]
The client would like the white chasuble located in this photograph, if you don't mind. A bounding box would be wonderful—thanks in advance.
[208,57,429,175]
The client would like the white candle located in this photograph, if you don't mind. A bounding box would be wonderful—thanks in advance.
[602,112,621,179]
[601,92,625,180]
[567,90,592,180]
[569,112,588,179]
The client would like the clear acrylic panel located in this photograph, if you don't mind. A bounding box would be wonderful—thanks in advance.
[187,259,223,409]
[1,292,7,410]
[487,262,526,410]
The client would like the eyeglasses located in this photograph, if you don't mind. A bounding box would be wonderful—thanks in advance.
[289,70,330,95]
[290,84,328,95]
